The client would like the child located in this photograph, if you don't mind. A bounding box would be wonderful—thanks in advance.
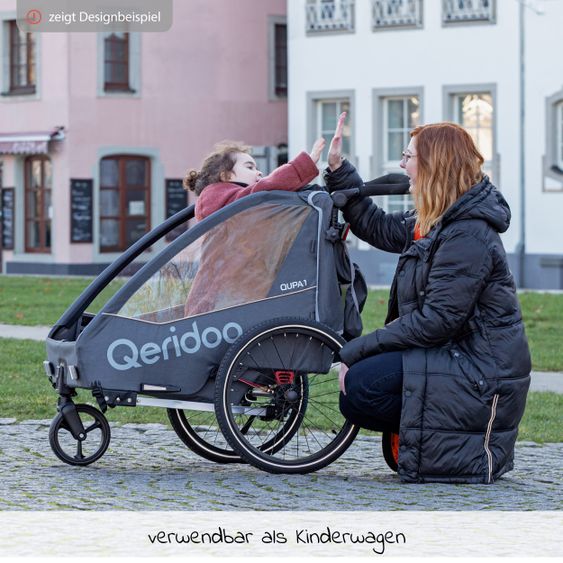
[184,139,326,221]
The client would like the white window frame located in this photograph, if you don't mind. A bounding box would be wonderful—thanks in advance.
[544,90,563,191]
[452,92,493,176]
[317,99,351,161]
[306,0,355,34]
[372,88,422,216]
[307,91,355,174]
[443,84,498,183]
[442,0,496,26]
[557,102,563,171]
[372,0,423,31]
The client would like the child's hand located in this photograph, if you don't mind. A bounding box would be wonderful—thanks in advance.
[328,112,347,171]
[309,137,326,164]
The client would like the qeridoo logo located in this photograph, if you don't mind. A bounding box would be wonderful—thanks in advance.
[106,321,243,371]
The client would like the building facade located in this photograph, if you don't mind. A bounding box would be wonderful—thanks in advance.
[0,0,288,274]
[289,0,563,288]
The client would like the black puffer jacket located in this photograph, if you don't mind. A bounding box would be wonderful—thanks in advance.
[327,161,531,484]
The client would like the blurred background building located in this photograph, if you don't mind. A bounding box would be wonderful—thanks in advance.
[1,0,562,289]
[289,0,563,289]
[0,0,288,274]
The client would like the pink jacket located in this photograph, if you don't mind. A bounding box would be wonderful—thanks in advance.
[195,151,319,221]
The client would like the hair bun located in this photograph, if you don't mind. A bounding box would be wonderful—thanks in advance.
[183,169,199,191]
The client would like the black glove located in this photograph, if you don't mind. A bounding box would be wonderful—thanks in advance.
[356,174,410,199]
[323,160,363,193]
[366,173,410,186]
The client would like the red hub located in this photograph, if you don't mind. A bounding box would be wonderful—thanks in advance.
[274,370,295,385]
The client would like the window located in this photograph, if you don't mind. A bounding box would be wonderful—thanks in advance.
[25,156,51,253]
[118,203,311,322]
[308,91,354,181]
[277,143,288,167]
[557,102,563,171]
[443,0,495,25]
[381,96,419,213]
[306,0,355,33]
[100,156,150,252]
[274,23,287,98]
[317,99,351,162]
[98,32,140,96]
[372,0,423,30]
[452,92,494,178]
[104,32,130,92]
[544,90,563,190]
[9,21,36,94]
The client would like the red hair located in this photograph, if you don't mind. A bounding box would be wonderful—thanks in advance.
[411,122,484,236]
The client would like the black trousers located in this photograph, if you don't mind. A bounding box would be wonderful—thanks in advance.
[339,351,403,433]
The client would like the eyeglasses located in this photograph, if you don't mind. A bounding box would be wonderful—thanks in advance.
[401,151,417,162]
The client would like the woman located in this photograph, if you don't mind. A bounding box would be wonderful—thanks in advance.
[326,114,531,484]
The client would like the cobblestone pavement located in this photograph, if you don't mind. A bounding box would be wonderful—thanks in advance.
[1,419,561,511]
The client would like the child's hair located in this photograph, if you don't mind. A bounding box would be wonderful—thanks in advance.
[183,141,251,196]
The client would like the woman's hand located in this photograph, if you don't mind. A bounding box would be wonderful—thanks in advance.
[328,112,347,171]
[309,137,326,164]
[339,362,349,395]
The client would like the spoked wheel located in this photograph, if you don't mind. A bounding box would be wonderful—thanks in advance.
[49,404,110,466]
[382,431,399,472]
[167,407,243,464]
[215,318,359,474]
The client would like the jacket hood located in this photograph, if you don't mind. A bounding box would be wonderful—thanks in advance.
[441,176,511,233]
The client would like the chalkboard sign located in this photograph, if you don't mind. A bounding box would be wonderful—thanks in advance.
[165,179,189,242]
[70,179,93,243]
[1,188,14,250]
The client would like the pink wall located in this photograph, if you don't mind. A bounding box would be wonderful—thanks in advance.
[1,0,287,268]
[67,0,288,177]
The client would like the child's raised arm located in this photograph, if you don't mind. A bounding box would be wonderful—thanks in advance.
[309,137,326,164]
[328,112,347,171]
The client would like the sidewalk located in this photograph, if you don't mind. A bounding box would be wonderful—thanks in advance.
[1,323,562,394]
[0,420,561,512]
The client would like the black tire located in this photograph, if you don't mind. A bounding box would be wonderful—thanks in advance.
[49,403,110,466]
[167,407,242,464]
[214,318,359,474]
[381,431,399,472]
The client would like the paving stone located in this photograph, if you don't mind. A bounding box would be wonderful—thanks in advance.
[0,422,561,512]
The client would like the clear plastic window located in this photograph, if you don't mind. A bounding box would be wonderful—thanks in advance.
[117,203,311,323]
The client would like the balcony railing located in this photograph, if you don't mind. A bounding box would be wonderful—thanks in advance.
[306,0,355,33]
[443,0,495,24]
[372,0,422,29]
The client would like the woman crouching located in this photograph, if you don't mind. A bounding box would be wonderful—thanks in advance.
[327,117,531,483]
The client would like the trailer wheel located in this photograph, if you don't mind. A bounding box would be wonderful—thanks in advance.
[167,408,243,464]
[215,317,358,474]
[49,404,110,466]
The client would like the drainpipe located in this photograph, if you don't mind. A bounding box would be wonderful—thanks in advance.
[516,0,526,288]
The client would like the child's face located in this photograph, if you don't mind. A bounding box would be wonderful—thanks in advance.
[227,152,263,185]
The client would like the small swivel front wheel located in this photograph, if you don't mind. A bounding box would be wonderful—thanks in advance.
[49,404,111,466]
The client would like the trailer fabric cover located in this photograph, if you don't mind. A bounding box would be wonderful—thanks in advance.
[68,190,360,397]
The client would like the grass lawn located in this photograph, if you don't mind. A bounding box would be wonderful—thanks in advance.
[0,276,561,371]
[0,338,561,443]
[0,276,124,327]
